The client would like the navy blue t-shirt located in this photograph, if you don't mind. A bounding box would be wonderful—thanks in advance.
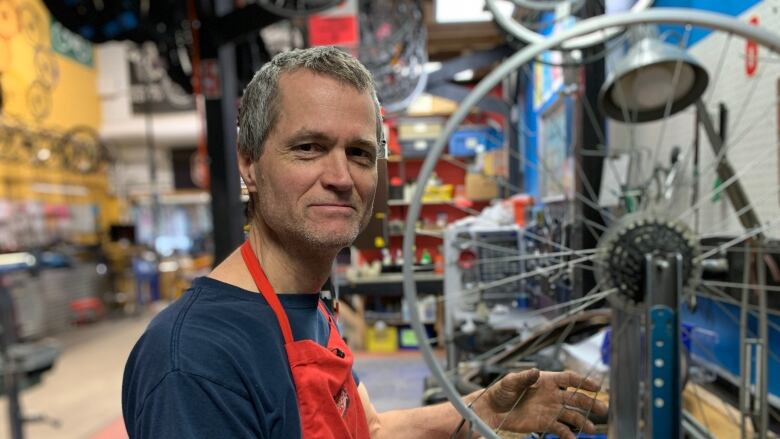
[122,277,358,439]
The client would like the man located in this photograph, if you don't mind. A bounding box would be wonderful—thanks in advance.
[122,46,607,439]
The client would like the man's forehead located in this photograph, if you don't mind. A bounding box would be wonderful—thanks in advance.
[285,127,379,149]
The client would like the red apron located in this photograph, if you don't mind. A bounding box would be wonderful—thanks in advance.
[240,241,371,439]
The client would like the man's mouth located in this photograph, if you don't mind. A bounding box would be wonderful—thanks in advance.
[310,203,356,212]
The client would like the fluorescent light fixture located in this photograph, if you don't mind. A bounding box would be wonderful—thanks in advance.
[424,61,443,73]
[454,69,475,82]
[435,0,514,23]
[31,182,89,196]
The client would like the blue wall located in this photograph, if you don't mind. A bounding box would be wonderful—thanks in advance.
[654,0,763,46]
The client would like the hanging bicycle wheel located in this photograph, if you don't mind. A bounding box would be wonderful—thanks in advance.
[403,8,780,439]
[255,0,340,17]
[357,0,427,114]
[487,0,654,51]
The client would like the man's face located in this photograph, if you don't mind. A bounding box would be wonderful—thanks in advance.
[249,70,378,252]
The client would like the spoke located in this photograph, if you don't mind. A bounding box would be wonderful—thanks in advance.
[470,287,615,364]
[726,57,765,147]
[689,372,718,436]
[661,140,695,202]
[524,229,577,253]
[576,369,609,438]
[512,86,615,226]
[687,336,744,428]
[697,283,780,334]
[693,76,773,191]
[497,324,611,437]
[453,236,529,257]
[493,387,530,433]
[676,144,776,222]
[607,43,636,126]
[695,219,780,262]
[524,156,617,224]
[696,287,780,366]
[581,88,607,146]
[693,185,780,238]
[702,33,732,105]
[537,310,635,438]
[544,103,615,228]
[469,248,598,266]
[701,279,780,294]
[649,25,692,176]
[508,285,613,360]
[460,255,597,297]
[699,97,777,184]
[581,216,608,233]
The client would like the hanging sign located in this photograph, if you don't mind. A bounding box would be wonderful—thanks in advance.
[745,16,759,77]
[307,0,359,48]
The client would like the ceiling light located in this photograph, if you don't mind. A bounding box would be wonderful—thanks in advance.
[599,38,709,123]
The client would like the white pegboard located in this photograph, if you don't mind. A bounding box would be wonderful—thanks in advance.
[606,1,780,240]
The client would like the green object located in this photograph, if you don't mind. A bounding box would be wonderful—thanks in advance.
[50,19,94,67]
[711,176,723,202]
[420,248,432,265]
[399,328,418,348]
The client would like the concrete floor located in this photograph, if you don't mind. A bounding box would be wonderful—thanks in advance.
[0,311,154,439]
[0,307,431,439]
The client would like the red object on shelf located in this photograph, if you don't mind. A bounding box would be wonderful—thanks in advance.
[69,297,105,324]
[457,249,477,270]
[511,194,534,227]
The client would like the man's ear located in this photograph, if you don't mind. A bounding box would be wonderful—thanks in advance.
[237,149,258,193]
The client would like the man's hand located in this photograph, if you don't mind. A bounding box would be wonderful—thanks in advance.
[472,369,608,439]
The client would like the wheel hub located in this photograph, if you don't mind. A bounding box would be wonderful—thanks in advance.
[597,215,701,309]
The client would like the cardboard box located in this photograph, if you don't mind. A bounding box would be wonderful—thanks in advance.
[397,118,444,140]
[465,172,499,200]
[400,139,434,157]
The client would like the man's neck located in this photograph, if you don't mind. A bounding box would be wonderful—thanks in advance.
[248,225,336,294]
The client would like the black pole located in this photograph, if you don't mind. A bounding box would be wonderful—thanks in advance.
[0,279,24,439]
[201,0,245,266]
[577,1,606,298]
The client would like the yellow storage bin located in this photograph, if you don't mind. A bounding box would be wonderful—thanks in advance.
[422,184,454,202]
[365,324,398,353]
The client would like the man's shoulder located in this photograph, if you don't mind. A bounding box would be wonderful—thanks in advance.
[123,278,294,422]
[139,278,287,369]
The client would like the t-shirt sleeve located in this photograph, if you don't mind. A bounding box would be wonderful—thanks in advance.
[129,371,264,439]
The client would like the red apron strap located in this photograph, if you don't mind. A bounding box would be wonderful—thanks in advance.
[317,301,330,321]
[240,241,294,344]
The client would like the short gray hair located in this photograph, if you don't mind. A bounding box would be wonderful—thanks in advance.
[238,46,384,162]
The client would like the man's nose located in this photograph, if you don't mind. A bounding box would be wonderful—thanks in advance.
[321,151,354,192]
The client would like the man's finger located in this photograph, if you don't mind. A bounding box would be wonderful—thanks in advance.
[554,371,601,392]
[566,391,609,417]
[558,407,595,434]
[502,368,540,391]
[548,421,576,439]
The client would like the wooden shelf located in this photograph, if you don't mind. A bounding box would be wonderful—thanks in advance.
[386,154,465,162]
[389,229,444,239]
[388,199,489,206]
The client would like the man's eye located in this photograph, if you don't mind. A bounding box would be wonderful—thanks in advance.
[295,144,315,152]
[348,147,374,161]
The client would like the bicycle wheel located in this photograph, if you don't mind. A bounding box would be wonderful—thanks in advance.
[403,8,780,439]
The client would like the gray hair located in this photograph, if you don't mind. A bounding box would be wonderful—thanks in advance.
[238,46,384,162]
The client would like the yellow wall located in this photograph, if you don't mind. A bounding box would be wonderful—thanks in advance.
[0,0,115,246]
[0,0,101,129]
